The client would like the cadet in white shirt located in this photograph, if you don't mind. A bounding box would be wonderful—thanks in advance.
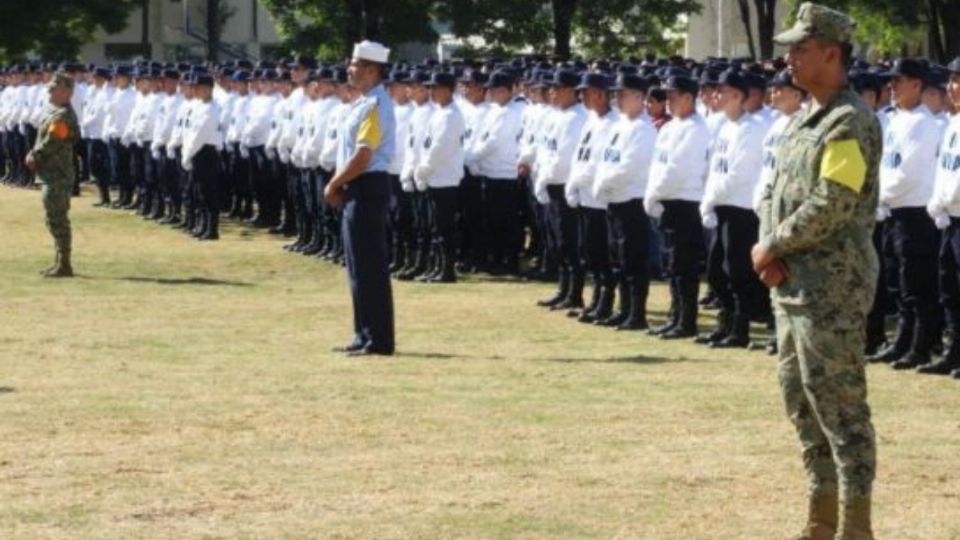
[103,66,137,207]
[646,74,710,339]
[395,70,436,280]
[467,70,524,274]
[165,73,195,228]
[922,57,960,378]
[82,67,114,205]
[517,74,554,280]
[267,70,298,235]
[457,70,491,272]
[180,75,224,241]
[385,70,415,271]
[699,70,768,348]
[65,64,90,190]
[224,71,253,220]
[869,59,943,370]
[315,67,353,262]
[149,70,184,222]
[592,73,659,331]
[563,72,621,325]
[535,70,588,309]
[241,67,281,228]
[413,72,466,283]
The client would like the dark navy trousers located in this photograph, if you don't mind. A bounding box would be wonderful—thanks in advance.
[342,171,395,353]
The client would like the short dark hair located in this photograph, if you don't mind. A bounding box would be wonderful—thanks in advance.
[648,87,667,102]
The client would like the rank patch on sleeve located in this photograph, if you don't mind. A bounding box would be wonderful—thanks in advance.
[820,139,866,193]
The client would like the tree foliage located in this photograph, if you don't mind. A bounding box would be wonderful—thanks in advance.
[0,0,140,62]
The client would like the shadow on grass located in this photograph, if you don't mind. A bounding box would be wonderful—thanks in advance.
[0,386,15,394]
[398,351,506,361]
[544,354,703,366]
[114,276,254,287]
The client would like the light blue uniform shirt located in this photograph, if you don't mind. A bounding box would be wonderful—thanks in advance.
[337,83,396,173]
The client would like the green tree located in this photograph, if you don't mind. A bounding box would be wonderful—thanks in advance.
[0,0,140,62]
[573,0,700,57]
[260,0,436,61]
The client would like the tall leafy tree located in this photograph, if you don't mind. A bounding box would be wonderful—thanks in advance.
[0,0,139,62]
[260,0,436,61]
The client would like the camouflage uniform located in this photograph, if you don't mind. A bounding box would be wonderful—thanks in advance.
[28,73,80,262]
[761,5,882,538]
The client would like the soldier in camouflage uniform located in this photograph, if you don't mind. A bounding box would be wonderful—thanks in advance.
[26,72,80,278]
[754,4,880,540]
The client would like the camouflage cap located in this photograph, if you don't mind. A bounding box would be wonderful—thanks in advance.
[46,71,74,90]
[774,2,856,46]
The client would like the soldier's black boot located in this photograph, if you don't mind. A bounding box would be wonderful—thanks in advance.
[554,271,584,311]
[417,249,441,282]
[711,313,751,348]
[866,315,913,363]
[662,279,700,340]
[617,282,648,331]
[572,279,602,319]
[918,310,960,375]
[537,269,570,308]
[893,313,936,370]
[650,280,681,336]
[430,252,457,283]
[864,313,888,356]
[397,247,428,281]
[597,280,630,327]
[581,285,614,323]
[389,245,407,274]
[199,211,220,241]
[695,309,732,345]
[43,249,74,278]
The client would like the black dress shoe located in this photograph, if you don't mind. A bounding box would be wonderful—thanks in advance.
[891,353,929,371]
[346,346,394,357]
[332,340,368,353]
[660,327,697,340]
[916,358,960,375]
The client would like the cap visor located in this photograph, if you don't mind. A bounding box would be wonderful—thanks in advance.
[773,26,810,46]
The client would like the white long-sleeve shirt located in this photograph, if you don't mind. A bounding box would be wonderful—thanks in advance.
[879,104,940,209]
[415,101,465,189]
[567,108,619,209]
[128,91,161,145]
[701,112,765,214]
[319,100,352,172]
[928,114,960,220]
[461,100,491,176]
[277,87,307,162]
[400,101,435,190]
[241,92,279,148]
[151,92,183,151]
[645,113,710,217]
[538,103,587,187]
[293,95,337,169]
[225,93,250,145]
[103,86,137,142]
[467,100,522,180]
[753,112,794,212]
[388,102,414,176]
[181,99,223,170]
[595,112,657,205]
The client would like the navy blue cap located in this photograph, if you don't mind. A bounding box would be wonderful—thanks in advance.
[458,70,489,85]
[425,71,457,88]
[162,69,180,80]
[263,69,279,81]
[927,66,948,89]
[744,72,768,91]
[575,72,610,91]
[93,67,113,80]
[388,70,410,84]
[662,75,700,96]
[718,69,749,95]
[548,69,581,88]
[769,69,800,91]
[484,70,515,89]
[887,58,928,81]
[407,70,431,85]
[114,65,132,77]
[193,74,214,87]
[237,60,254,70]
[288,54,317,70]
[331,67,348,84]
[948,58,960,75]
[231,71,251,82]
[610,73,650,93]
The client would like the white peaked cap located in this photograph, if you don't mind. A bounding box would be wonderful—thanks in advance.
[352,40,390,64]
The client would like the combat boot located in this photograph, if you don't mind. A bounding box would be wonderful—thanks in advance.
[429,252,457,283]
[866,317,912,363]
[397,247,428,281]
[695,309,732,345]
[892,315,935,370]
[553,271,584,311]
[711,313,750,348]
[417,250,441,282]
[579,284,613,323]
[571,280,602,319]
[597,280,631,327]
[837,497,873,540]
[43,250,74,278]
[617,282,648,331]
[388,245,407,274]
[789,493,838,540]
[537,269,570,308]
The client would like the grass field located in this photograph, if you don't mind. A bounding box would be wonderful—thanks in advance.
[1,184,958,539]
